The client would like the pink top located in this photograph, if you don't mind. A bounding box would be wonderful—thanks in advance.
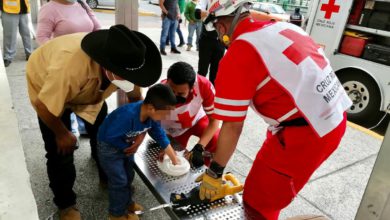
[37,0,101,45]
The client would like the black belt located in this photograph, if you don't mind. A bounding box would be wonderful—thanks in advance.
[279,118,308,127]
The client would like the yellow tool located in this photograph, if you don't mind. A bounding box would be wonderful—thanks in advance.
[220,173,244,198]
[170,173,243,206]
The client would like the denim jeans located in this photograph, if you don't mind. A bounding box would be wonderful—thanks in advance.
[160,17,178,50]
[97,141,135,217]
[187,21,202,49]
[166,24,185,45]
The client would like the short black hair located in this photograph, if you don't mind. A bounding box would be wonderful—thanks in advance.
[167,62,196,87]
[144,84,176,110]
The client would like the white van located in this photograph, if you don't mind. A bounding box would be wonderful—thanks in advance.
[306,0,390,127]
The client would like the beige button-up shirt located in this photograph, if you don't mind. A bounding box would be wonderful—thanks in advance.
[26,33,117,124]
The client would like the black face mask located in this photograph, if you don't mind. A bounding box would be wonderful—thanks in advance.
[176,96,187,104]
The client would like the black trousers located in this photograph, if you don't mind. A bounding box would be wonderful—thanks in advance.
[38,102,108,209]
[198,36,225,84]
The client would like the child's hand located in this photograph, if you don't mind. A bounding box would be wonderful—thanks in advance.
[123,133,146,156]
[164,145,179,165]
[158,150,165,162]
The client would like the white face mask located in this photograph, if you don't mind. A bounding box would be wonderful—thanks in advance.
[106,70,135,93]
[111,79,135,93]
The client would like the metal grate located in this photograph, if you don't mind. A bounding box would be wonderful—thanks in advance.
[134,140,246,219]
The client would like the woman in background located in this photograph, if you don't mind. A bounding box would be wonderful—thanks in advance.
[36,0,101,45]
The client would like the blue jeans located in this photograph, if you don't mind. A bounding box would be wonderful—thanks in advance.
[187,21,202,49]
[97,141,135,217]
[160,17,178,50]
[166,24,185,45]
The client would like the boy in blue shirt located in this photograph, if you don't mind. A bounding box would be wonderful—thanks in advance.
[97,84,179,220]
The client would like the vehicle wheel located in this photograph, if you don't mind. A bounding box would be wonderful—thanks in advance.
[337,69,382,127]
[87,0,98,9]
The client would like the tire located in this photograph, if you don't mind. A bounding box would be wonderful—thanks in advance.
[337,69,382,127]
[87,0,98,9]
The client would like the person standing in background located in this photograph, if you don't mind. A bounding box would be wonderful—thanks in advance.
[195,0,225,85]
[36,0,101,45]
[290,7,303,27]
[0,0,33,67]
[184,0,202,51]
[167,0,186,47]
[159,0,181,55]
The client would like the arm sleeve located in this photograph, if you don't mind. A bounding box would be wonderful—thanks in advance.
[213,40,265,122]
[149,121,170,149]
[84,2,102,30]
[37,67,81,117]
[198,75,215,115]
[36,6,55,45]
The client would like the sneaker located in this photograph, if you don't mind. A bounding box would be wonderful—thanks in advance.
[186,45,192,51]
[128,202,144,213]
[286,215,329,220]
[109,214,139,220]
[160,50,167,56]
[59,206,81,220]
[3,60,11,67]
[178,43,185,47]
[171,48,181,54]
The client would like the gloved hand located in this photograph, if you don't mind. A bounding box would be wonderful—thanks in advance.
[187,144,205,168]
[196,161,225,201]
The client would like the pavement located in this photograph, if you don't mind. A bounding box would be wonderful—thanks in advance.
[0,1,387,219]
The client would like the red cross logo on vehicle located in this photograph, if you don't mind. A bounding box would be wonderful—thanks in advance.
[177,111,195,128]
[280,29,328,70]
[320,0,340,19]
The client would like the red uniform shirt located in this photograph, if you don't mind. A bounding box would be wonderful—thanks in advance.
[161,75,215,137]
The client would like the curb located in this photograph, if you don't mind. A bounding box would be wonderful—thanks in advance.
[347,121,384,141]
[139,10,159,17]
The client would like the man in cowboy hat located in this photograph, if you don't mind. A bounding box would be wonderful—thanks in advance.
[26,24,161,220]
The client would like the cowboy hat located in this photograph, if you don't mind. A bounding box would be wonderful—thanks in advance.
[81,24,161,87]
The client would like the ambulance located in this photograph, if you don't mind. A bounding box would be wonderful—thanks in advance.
[305,0,390,127]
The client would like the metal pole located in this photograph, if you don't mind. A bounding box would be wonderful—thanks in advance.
[29,0,39,23]
[115,0,139,106]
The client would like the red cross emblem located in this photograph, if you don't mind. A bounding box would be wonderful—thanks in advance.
[177,111,195,128]
[320,0,340,19]
[280,29,327,70]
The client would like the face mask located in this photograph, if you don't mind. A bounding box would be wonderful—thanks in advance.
[112,79,134,93]
[106,70,134,92]
[176,96,187,104]
[66,0,77,3]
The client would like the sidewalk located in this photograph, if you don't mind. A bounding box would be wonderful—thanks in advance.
[0,11,384,220]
